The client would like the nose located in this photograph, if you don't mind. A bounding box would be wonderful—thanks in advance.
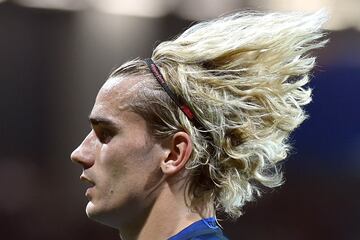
[70,132,96,169]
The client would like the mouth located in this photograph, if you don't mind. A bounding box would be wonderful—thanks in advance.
[80,174,95,197]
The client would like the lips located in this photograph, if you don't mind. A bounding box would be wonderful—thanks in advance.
[80,174,95,186]
[80,174,95,198]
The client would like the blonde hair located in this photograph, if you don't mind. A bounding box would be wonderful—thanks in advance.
[110,10,328,219]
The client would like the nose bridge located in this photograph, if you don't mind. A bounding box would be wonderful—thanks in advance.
[71,131,96,168]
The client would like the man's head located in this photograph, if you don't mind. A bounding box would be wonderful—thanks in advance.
[70,75,193,228]
[71,10,328,227]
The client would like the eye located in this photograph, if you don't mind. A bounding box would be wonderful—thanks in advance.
[95,128,113,144]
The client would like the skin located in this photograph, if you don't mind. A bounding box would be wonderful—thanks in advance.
[70,75,211,240]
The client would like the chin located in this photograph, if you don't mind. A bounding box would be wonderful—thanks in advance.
[86,202,103,222]
[85,201,122,229]
[85,201,96,218]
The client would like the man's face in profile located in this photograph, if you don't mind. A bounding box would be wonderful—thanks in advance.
[71,76,165,228]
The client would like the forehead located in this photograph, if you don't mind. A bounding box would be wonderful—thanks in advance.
[90,75,146,121]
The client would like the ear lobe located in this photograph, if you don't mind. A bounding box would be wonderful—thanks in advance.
[160,132,192,175]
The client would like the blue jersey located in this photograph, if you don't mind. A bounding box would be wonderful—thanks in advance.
[168,217,229,240]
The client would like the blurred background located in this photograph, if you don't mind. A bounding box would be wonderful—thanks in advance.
[0,0,359,239]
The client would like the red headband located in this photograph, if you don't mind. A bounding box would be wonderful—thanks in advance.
[144,58,204,129]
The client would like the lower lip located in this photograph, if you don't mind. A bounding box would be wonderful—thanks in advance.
[85,186,95,197]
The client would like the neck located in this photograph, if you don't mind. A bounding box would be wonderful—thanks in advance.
[117,176,214,240]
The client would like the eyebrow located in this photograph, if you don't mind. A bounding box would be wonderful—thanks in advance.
[88,116,117,128]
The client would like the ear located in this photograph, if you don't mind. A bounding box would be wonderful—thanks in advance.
[160,131,192,175]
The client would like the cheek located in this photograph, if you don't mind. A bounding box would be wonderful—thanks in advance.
[103,134,155,167]
[97,144,128,185]
[89,140,164,220]
[96,140,155,189]
[97,132,163,185]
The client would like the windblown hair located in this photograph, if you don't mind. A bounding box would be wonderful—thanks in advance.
[110,10,328,219]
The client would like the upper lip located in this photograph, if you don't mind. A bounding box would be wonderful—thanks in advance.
[80,174,95,186]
